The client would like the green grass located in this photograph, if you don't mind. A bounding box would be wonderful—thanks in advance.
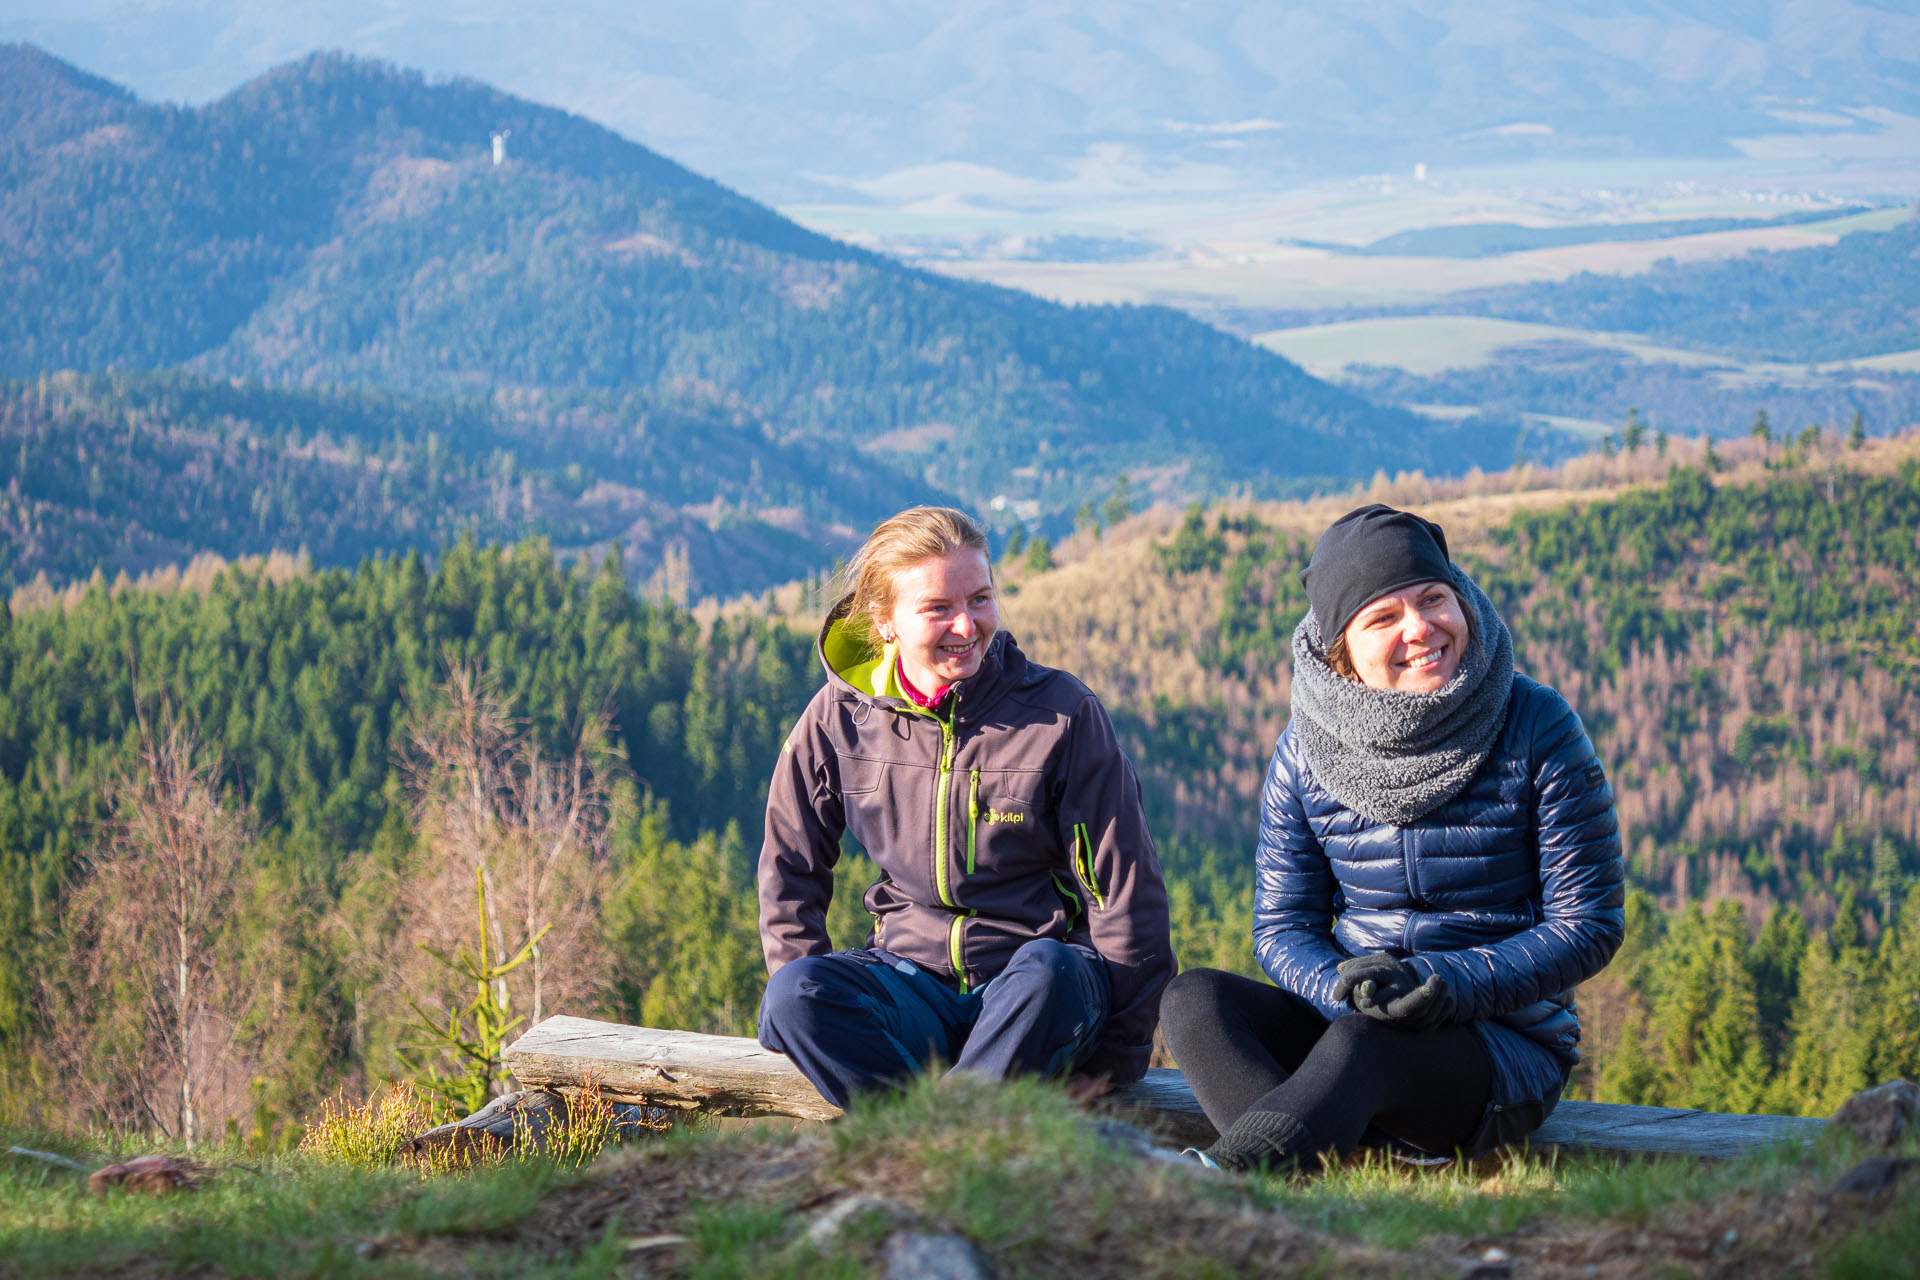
[0,1120,593,1278]
[8,1083,1917,1279]
[826,1073,1122,1252]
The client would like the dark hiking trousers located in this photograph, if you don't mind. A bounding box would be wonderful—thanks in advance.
[757,938,1110,1109]
[1162,967,1501,1164]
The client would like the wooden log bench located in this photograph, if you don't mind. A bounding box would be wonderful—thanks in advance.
[503,1014,1829,1161]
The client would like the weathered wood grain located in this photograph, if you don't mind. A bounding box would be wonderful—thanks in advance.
[505,1015,841,1121]
[504,1015,1827,1159]
[1528,1098,1826,1160]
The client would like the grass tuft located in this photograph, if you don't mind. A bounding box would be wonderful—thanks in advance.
[522,1078,618,1174]
[298,1077,451,1169]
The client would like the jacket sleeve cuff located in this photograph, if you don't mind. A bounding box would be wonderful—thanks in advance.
[1076,1037,1151,1085]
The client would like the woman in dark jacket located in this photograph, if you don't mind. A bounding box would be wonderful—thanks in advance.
[757,506,1174,1110]
[1161,503,1624,1172]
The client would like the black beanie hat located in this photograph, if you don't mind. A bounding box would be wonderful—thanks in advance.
[1300,504,1453,640]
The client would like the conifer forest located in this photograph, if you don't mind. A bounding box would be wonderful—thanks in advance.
[2,428,1917,1141]
[4,36,1919,1170]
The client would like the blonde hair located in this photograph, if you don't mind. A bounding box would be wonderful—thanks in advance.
[843,506,991,648]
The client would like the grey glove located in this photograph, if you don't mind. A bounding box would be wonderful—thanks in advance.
[1332,952,1456,1030]
[1332,951,1417,1009]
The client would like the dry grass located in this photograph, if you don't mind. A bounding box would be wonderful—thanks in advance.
[298,1079,454,1170]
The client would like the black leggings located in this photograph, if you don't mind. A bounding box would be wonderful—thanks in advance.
[1160,967,1493,1161]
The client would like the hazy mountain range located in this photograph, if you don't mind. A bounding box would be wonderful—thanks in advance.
[7,1,1918,203]
[2,44,1533,595]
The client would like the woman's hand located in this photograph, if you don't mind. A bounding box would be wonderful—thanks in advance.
[1064,1074,1114,1101]
[1332,952,1417,1009]
[1333,952,1456,1029]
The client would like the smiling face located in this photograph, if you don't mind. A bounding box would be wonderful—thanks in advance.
[877,548,999,694]
[1340,581,1469,693]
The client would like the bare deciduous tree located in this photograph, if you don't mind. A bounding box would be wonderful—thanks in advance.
[366,658,615,1091]
[46,716,262,1149]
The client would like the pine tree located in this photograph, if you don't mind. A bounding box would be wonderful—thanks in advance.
[1688,901,1770,1112]
[1778,888,1877,1116]
[1750,903,1809,1068]
[1101,475,1135,529]
[1622,408,1646,454]
[1648,904,1713,1097]
[1750,409,1774,467]
[1869,883,1920,1085]
[1595,994,1662,1105]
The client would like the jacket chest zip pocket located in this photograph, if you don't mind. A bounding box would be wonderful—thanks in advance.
[1072,821,1106,911]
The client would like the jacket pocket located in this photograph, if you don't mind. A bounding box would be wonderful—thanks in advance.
[1071,821,1106,911]
[838,754,886,796]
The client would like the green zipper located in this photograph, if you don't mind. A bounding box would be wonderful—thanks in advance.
[949,915,969,993]
[933,718,957,907]
[933,716,967,990]
[967,768,980,873]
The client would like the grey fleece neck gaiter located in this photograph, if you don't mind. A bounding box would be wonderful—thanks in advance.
[1287,565,1515,827]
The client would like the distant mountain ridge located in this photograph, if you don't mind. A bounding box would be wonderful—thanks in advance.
[0,44,1471,523]
[7,2,1918,196]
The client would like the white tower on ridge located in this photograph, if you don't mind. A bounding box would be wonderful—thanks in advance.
[491,130,511,166]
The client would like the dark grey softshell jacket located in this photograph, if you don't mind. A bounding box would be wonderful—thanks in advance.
[759,609,1175,1083]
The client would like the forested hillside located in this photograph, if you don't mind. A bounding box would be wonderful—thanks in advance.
[0,539,839,1134]
[0,371,952,598]
[0,43,1455,515]
[3,431,1916,1139]
[1354,208,1868,259]
[1413,218,1920,363]
[1013,432,1920,914]
[1343,355,1920,448]
[1004,429,1920,1109]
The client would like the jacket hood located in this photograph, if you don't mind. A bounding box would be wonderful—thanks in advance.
[816,593,1028,718]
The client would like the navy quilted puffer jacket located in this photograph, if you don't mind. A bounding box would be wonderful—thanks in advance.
[1254,673,1625,1065]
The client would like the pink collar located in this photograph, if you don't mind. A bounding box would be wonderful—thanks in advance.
[895,656,952,711]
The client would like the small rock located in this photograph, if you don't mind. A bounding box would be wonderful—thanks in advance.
[1480,1247,1510,1263]
[1089,1118,1161,1160]
[882,1232,996,1280]
[88,1154,198,1195]
[1832,1079,1920,1149]
[738,1157,809,1186]
[1830,1156,1917,1196]
[806,1195,912,1244]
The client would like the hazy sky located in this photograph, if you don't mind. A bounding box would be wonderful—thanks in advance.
[8,1,1918,204]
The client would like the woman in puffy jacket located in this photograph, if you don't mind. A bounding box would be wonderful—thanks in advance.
[757,506,1174,1109]
[1161,503,1624,1172]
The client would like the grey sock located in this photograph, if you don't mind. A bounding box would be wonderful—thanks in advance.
[1205,1109,1318,1174]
